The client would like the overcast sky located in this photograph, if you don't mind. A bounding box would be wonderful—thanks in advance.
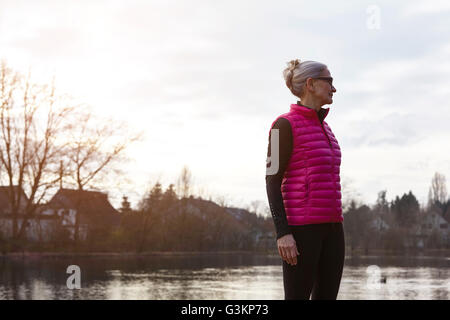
[1,0,449,211]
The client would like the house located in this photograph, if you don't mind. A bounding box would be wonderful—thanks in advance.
[0,186,57,242]
[421,211,448,233]
[164,197,271,249]
[420,211,449,242]
[23,206,60,242]
[444,206,450,224]
[404,210,450,249]
[41,188,120,241]
[369,215,390,232]
[226,207,250,221]
[0,186,29,216]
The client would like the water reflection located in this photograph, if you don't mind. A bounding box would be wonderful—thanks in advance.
[339,266,449,300]
[0,254,448,300]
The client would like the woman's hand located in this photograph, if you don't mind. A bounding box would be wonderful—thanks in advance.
[277,234,300,266]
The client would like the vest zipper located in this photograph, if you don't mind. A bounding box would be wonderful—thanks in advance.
[318,117,337,210]
[319,121,332,147]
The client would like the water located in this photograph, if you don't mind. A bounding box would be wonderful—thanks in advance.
[0,253,448,300]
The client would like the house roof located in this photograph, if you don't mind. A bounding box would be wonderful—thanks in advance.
[423,211,448,225]
[444,206,450,224]
[163,197,249,232]
[48,188,120,225]
[226,207,253,221]
[0,185,28,200]
[0,186,29,214]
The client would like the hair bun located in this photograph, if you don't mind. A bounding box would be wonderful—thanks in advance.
[287,59,301,71]
[283,59,301,90]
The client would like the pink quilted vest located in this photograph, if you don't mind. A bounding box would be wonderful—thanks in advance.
[269,104,343,225]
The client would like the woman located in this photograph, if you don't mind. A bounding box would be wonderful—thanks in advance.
[265,59,345,300]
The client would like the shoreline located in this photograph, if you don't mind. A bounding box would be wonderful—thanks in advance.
[0,250,276,258]
[1,248,449,259]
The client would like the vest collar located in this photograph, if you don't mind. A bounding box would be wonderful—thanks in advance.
[292,101,329,122]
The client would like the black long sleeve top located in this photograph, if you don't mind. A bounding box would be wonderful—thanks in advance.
[265,101,326,240]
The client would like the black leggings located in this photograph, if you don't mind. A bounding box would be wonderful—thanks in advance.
[282,222,345,300]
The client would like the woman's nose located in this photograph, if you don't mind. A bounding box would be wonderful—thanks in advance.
[332,85,336,92]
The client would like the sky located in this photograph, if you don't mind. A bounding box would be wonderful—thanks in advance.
[0,0,449,212]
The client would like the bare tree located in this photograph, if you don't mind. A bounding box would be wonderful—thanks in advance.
[195,185,209,200]
[63,106,142,242]
[0,61,142,247]
[260,204,271,219]
[215,195,229,208]
[340,177,363,212]
[249,200,264,216]
[0,61,75,244]
[428,172,447,207]
[176,165,192,199]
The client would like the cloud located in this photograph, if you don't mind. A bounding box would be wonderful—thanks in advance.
[342,112,427,147]
[401,0,450,17]
[8,26,88,58]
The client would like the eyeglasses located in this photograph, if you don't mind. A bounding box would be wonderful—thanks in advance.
[314,77,334,86]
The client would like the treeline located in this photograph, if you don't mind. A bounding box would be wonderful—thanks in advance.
[54,187,449,255]
[14,173,450,255]
[344,186,450,254]
[115,183,275,253]
[24,180,276,253]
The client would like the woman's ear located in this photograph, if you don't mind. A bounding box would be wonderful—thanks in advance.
[305,77,315,92]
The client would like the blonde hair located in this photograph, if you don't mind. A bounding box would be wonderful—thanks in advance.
[283,59,328,98]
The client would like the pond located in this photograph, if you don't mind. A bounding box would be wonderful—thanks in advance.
[0,253,448,300]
